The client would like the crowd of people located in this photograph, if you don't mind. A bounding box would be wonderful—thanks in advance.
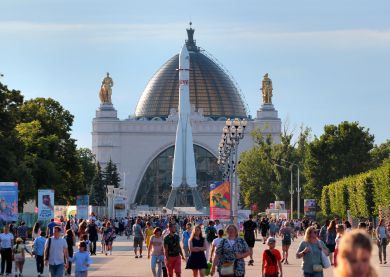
[0,213,389,277]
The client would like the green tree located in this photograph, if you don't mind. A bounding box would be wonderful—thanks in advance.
[16,98,84,204]
[103,159,121,188]
[77,148,97,193]
[371,140,390,168]
[90,162,106,205]
[304,121,374,201]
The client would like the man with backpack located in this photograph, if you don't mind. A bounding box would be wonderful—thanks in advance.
[44,226,69,277]
[205,220,217,260]
[262,237,283,277]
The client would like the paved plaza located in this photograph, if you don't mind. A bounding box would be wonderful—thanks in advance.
[16,235,390,277]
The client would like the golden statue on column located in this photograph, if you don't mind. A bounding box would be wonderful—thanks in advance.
[99,72,114,104]
[262,73,273,104]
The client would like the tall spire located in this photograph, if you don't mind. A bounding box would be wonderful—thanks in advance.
[185,22,200,52]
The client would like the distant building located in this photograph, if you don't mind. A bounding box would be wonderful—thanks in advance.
[92,26,281,208]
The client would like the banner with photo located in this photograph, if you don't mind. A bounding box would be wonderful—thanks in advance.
[304,199,316,220]
[38,189,54,220]
[274,201,286,210]
[209,181,231,221]
[114,196,127,218]
[0,182,18,222]
[76,195,89,220]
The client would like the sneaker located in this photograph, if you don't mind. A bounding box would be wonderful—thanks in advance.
[135,255,138,258]
[139,255,143,258]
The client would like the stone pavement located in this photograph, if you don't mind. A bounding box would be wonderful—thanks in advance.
[19,235,390,277]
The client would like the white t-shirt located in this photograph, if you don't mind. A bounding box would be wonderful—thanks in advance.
[0,233,14,248]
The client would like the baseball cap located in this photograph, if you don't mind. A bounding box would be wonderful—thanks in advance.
[266,237,276,244]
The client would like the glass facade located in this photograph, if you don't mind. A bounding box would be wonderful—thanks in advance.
[135,145,222,207]
[135,51,247,119]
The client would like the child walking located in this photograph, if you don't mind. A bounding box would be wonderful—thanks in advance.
[69,241,93,277]
[13,237,32,277]
[262,237,283,277]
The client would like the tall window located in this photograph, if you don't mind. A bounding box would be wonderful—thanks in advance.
[135,145,222,207]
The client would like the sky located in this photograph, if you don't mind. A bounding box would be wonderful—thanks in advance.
[1,0,389,148]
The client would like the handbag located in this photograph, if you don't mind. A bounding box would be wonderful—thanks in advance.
[220,239,235,276]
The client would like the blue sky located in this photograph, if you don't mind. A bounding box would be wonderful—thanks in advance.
[1,0,389,148]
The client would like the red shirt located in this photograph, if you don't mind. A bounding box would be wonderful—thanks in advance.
[262,248,281,275]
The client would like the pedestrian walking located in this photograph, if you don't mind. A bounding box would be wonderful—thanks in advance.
[259,217,270,244]
[182,223,192,259]
[148,227,165,277]
[296,226,330,277]
[145,222,154,251]
[0,225,14,276]
[164,223,185,277]
[33,231,47,277]
[133,218,144,258]
[262,237,283,277]
[16,222,28,244]
[12,237,31,276]
[210,224,250,277]
[209,229,224,264]
[334,224,345,267]
[334,230,378,277]
[68,241,92,277]
[32,222,42,241]
[279,221,293,264]
[86,219,99,255]
[376,218,389,264]
[44,226,69,277]
[64,229,75,276]
[243,214,257,266]
[186,225,207,277]
[102,222,115,256]
[205,221,217,260]
[326,220,337,266]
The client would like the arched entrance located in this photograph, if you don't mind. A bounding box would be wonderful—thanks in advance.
[135,145,222,207]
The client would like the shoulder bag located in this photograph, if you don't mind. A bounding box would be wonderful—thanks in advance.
[220,239,234,276]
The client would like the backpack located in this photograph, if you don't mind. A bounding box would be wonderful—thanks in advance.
[206,227,216,243]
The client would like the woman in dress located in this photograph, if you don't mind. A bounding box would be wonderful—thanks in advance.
[186,225,208,277]
[210,224,250,277]
[279,221,294,264]
[102,221,115,255]
[148,227,165,277]
[145,221,155,251]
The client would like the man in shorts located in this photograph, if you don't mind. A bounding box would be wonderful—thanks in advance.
[132,218,144,258]
[243,214,257,266]
[164,223,185,277]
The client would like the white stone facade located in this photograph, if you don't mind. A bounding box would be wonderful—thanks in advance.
[92,104,281,206]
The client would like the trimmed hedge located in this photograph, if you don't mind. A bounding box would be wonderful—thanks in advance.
[321,162,390,219]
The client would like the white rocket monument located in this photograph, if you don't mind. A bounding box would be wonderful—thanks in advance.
[166,44,203,210]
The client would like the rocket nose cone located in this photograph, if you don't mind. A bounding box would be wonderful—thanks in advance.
[179,44,190,68]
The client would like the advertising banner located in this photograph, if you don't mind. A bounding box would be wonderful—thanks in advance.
[304,199,316,220]
[0,182,18,222]
[38,189,54,220]
[274,201,286,210]
[76,195,89,220]
[209,181,231,221]
[54,205,68,219]
[114,196,127,218]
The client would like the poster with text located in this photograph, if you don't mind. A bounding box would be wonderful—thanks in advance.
[304,199,316,220]
[38,189,54,220]
[0,182,18,222]
[76,195,89,220]
[210,181,231,221]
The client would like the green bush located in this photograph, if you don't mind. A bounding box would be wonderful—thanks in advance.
[321,161,390,219]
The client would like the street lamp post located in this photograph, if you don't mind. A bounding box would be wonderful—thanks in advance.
[218,118,247,226]
[275,164,294,220]
[281,160,301,219]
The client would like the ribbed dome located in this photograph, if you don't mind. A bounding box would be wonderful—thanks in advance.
[135,27,247,119]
